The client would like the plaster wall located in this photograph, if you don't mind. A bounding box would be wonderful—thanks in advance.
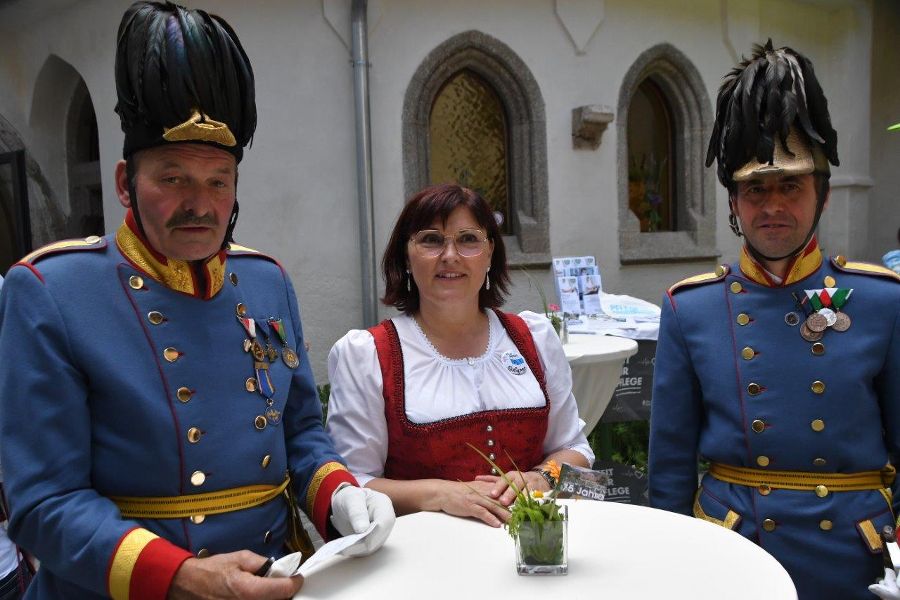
[0,0,880,382]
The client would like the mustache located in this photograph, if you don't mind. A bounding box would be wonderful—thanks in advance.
[165,212,218,228]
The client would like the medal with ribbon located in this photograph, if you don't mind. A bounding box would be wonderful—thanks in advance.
[799,287,853,341]
[268,317,300,369]
[237,315,281,425]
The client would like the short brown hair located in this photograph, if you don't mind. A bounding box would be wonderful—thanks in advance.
[381,184,510,314]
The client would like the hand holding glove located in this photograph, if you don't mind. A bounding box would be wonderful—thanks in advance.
[330,485,395,557]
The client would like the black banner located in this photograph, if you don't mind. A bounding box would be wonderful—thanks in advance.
[590,459,649,506]
[600,340,657,423]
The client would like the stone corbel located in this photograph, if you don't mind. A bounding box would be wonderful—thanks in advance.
[572,105,614,150]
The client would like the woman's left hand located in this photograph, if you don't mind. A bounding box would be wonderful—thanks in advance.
[474,470,550,506]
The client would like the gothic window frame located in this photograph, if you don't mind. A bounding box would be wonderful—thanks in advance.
[617,44,718,264]
[403,30,549,266]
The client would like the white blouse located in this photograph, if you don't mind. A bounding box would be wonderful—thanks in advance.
[325,310,594,485]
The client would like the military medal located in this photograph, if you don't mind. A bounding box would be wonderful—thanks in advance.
[832,311,851,332]
[251,339,266,361]
[265,407,282,425]
[805,312,828,333]
[242,338,252,353]
[800,322,823,342]
[800,287,854,341]
[268,317,300,369]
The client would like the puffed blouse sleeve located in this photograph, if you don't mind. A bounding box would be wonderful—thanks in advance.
[325,329,387,487]
[518,311,595,465]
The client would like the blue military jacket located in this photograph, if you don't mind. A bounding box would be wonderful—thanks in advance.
[649,240,900,600]
[0,217,355,599]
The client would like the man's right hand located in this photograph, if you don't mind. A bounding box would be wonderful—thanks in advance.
[168,551,303,600]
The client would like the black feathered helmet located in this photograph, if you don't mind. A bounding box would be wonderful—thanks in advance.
[114,1,256,247]
[706,40,839,263]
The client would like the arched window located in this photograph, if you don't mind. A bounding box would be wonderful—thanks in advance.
[404,31,549,265]
[617,44,717,263]
[627,78,674,233]
[429,70,510,234]
[66,80,104,237]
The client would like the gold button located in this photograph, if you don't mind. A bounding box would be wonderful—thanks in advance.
[811,419,825,432]
[488,453,496,461]
[747,382,761,396]
[164,347,180,363]
[129,275,144,290]
[715,265,726,277]
[196,548,210,558]
[486,425,493,432]
[815,485,829,497]
[741,347,755,360]
[762,518,776,532]
[229,272,238,286]
[811,381,825,394]
[147,311,165,325]
[737,313,750,326]
[758,484,771,496]
[190,471,206,486]
[264,530,272,544]
[85,235,101,244]
[177,387,193,403]
[236,303,247,317]
[751,419,765,433]
[487,439,494,447]
[757,455,770,467]
[811,342,825,356]
[730,281,743,294]
[255,415,267,430]
[813,458,827,467]
[187,427,202,443]
[835,255,847,267]
[819,519,833,531]
[190,514,205,524]
[823,275,836,288]
[261,454,271,469]
[245,377,258,393]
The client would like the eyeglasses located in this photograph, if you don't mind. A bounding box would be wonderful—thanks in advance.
[409,228,489,258]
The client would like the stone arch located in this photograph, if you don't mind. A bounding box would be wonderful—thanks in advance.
[617,43,718,263]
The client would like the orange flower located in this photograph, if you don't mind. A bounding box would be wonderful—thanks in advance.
[546,460,561,481]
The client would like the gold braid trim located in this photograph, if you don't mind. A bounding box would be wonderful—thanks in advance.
[306,461,350,515]
[110,477,289,519]
[858,519,884,552]
[692,491,741,530]
[109,528,158,600]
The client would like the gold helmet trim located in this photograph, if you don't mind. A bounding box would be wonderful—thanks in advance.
[163,109,237,147]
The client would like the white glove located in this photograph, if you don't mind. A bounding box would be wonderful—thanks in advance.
[330,485,395,557]
[870,568,900,599]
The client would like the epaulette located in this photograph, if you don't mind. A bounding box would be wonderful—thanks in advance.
[832,255,900,283]
[668,264,730,294]
[18,235,106,265]
[227,242,279,265]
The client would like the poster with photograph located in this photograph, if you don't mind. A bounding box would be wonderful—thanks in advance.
[580,274,602,314]
[557,276,581,314]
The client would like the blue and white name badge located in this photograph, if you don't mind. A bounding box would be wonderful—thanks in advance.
[501,351,528,375]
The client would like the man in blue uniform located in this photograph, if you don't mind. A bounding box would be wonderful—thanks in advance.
[649,40,900,599]
[0,2,394,598]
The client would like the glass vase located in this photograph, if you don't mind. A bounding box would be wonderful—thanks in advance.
[514,504,568,575]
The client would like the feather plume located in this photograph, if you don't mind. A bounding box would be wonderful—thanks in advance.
[706,39,839,185]
[114,1,256,159]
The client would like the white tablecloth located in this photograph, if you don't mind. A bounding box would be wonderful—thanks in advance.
[295,499,797,599]
[563,334,638,433]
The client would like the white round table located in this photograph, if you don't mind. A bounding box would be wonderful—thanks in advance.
[295,500,797,599]
[564,334,638,432]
